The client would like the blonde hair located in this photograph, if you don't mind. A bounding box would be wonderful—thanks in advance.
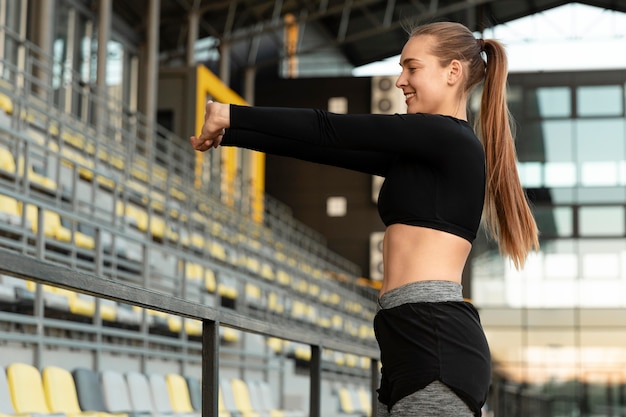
[411,21,539,268]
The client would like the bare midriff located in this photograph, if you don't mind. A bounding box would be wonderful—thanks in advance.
[379,223,472,297]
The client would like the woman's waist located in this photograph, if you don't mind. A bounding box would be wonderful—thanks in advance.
[377,280,464,310]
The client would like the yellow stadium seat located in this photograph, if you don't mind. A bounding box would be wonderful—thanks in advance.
[337,387,358,415]
[358,386,372,417]
[267,292,284,315]
[229,379,260,417]
[6,363,51,414]
[0,91,13,114]
[207,240,227,261]
[220,327,240,343]
[17,157,57,192]
[41,286,98,319]
[293,346,311,362]
[181,229,204,251]
[116,201,148,232]
[42,366,100,417]
[245,283,262,305]
[266,337,284,354]
[0,194,22,226]
[166,316,202,337]
[0,147,16,175]
[276,270,291,286]
[205,268,217,293]
[25,205,72,242]
[219,386,232,417]
[165,374,198,416]
[259,263,275,281]
[59,147,95,181]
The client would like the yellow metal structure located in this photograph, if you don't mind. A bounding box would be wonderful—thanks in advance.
[194,65,265,223]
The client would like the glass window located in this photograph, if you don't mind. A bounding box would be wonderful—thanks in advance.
[579,206,624,236]
[518,162,543,187]
[576,119,625,162]
[582,253,619,278]
[526,86,571,118]
[542,120,574,162]
[544,253,577,279]
[577,85,623,116]
[534,206,573,237]
[581,161,619,186]
[545,162,576,187]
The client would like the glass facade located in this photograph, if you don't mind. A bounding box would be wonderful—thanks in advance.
[473,71,626,414]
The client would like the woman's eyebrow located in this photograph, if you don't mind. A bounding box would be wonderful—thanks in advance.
[399,58,421,66]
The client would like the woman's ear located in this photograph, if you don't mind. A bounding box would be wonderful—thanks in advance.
[447,60,463,85]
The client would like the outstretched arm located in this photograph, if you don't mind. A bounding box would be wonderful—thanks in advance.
[190,101,393,176]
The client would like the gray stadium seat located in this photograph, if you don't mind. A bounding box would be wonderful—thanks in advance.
[101,370,150,417]
[72,368,110,413]
[126,371,169,417]
[252,380,306,417]
[183,376,201,412]
[0,274,18,306]
[219,378,244,417]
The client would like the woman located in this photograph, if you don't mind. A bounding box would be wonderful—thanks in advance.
[191,21,539,417]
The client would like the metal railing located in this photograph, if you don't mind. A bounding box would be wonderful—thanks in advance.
[0,248,380,417]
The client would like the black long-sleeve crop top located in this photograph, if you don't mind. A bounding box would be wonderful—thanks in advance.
[221,105,486,242]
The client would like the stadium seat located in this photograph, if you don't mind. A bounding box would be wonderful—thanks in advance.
[163,374,199,417]
[0,365,23,417]
[245,380,282,417]
[57,144,95,181]
[73,368,120,416]
[59,289,96,318]
[182,377,232,417]
[0,147,16,176]
[251,380,306,417]
[356,387,372,417]
[17,156,57,193]
[0,194,23,227]
[204,268,217,293]
[182,377,201,413]
[267,292,285,315]
[0,90,13,114]
[146,374,184,417]
[6,362,63,416]
[0,274,18,306]
[244,283,265,309]
[42,365,99,417]
[229,379,263,417]
[101,370,150,417]
[125,371,168,417]
[336,386,367,417]
[220,378,257,417]
[24,205,71,242]
[1,276,35,309]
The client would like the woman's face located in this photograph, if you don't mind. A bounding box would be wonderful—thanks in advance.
[395,35,452,115]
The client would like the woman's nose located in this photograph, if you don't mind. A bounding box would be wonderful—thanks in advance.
[395,73,405,89]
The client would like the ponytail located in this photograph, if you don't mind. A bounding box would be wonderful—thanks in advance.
[409,22,539,268]
[477,39,539,268]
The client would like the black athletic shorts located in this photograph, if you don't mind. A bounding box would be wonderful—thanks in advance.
[374,301,491,417]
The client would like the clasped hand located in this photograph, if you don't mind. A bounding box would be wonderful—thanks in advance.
[190,101,230,152]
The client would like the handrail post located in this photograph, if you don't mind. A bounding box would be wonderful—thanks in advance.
[202,319,220,417]
[309,344,321,417]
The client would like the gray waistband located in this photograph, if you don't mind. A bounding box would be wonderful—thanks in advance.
[377,280,463,311]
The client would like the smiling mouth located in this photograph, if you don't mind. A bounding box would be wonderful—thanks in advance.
[405,93,415,103]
